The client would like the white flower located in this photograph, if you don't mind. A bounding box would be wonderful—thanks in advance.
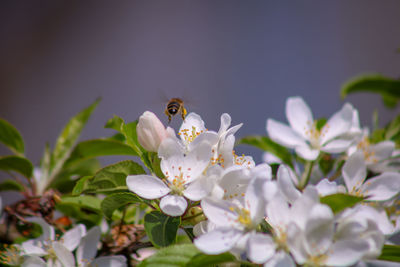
[76,226,127,267]
[137,111,170,152]
[216,134,255,169]
[194,175,270,255]
[211,163,270,201]
[336,205,386,260]
[177,112,219,152]
[342,152,400,201]
[347,130,396,172]
[267,96,355,160]
[21,217,85,267]
[127,138,212,216]
[246,192,297,266]
[286,190,371,266]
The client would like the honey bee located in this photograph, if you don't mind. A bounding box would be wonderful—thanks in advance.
[165,98,187,123]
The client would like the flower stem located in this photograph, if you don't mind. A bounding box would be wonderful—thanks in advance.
[299,160,315,189]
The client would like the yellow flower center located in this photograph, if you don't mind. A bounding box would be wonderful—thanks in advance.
[357,137,378,164]
[229,206,253,229]
[164,166,187,195]
[304,121,330,149]
[178,126,204,144]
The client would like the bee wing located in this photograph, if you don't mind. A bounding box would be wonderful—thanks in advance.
[181,89,198,111]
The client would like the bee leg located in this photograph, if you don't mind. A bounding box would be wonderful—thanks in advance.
[181,107,187,121]
[165,109,172,123]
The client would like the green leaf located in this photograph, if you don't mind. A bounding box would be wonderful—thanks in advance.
[320,193,364,214]
[318,153,334,176]
[60,195,102,211]
[0,119,24,155]
[383,94,398,108]
[0,155,33,178]
[187,252,236,267]
[385,115,400,140]
[144,211,181,247]
[72,176,92,195]
[138,244,200,267]
[105,115,125,132]
[370,128,386,144]
[56,202,101,225]
[72,160,145,194]
[238,136,293,168]
[66,139,138,165]
[0,179,24,192]
[341,74,400,108]
[378,244,400,262]
[101,192,142,219]
[50,98,100,175]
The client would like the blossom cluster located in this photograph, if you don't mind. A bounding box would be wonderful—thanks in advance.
[1,96,400,266]
[128,97,400,266]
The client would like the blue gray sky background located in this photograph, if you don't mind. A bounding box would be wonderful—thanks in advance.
[1,1,400,164]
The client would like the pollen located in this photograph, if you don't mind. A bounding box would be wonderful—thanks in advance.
[357,137,378,163]
[179,126,204,144]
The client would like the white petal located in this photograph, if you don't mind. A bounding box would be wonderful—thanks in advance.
[304,204,334,256]
[158,137,184,159]
[185,140,213,183]
[267,119,307,148]
[218,113,232,135]
[245,177,267,223]
[295,145,319,160]
[290,189,319,230]
[194,228,242,254]
[201,197,238,227]
[362,172,400,201]
[266,251,296,267]
[251,163,272,180]
[262,152,282,164]
[26,217,55,241]
[315,179,338,196]
[322,139,353,153]
[62,224,85,251]
[179,112,206,134]
[91,256,127,267]
[325,239,369,266]
[286,223,308,264]
[21,240,46,256]
[126,175,170,199]
[160,195,187,216]
[247,233,276,264]
[53,242,75,267]
[370,141,395,162]
[224,123,243,138]
[263,181,279,203]
[22,256,47,267]
[320,103,353,145]
[76,226,101,264]
[342,152,367,193]
[277,165,301,204]
[188,132,219,152]
[267,195,291,229]
[285,96,314,140]
[218,166,251,192]
[183,177,212,201]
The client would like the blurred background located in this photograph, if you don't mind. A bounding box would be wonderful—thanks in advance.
[1,0,400,165]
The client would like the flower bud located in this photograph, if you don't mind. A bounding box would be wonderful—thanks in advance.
[137,111,167,152]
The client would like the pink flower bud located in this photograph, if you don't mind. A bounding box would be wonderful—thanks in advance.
[137,111,167,152]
